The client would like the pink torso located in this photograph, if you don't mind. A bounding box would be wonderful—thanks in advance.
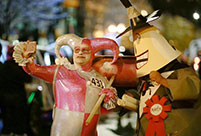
[23,63,106,136]
[52,66,102,136]
[54,66,86,112]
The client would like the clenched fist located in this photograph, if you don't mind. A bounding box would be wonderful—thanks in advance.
[149,71,169,88]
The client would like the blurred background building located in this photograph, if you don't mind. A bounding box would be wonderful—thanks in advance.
[1,0,201,135]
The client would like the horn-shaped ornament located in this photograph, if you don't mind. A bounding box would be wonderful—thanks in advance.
[55,34,82,66]
[90,38,119,64]
[55,34,119,70]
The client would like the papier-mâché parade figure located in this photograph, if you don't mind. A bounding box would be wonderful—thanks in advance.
[117,0,201,135]
[13,34,119,136]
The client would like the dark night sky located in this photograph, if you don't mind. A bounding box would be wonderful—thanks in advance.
[148,0,201,27]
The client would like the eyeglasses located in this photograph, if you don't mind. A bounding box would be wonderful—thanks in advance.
[74,47,91,54]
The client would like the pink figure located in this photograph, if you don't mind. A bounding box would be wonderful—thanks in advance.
[13,34,119,136]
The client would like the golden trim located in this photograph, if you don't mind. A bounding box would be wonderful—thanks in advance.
[52,65,60,120]
[52,65,60,98]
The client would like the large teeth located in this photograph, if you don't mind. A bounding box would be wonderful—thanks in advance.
[137,61,147,69]
[136,51,148,69]
[136,52,148,61]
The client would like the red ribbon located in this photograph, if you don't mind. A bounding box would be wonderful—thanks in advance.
[143,95,171,136]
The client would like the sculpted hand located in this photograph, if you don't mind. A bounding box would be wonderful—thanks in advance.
[13,41,37,66]
[149,71,169,88]
[99,88,118,110]
[22,41,37,58]
[99,88,117,103]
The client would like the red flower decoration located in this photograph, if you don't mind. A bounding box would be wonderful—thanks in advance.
[143,95,171,136]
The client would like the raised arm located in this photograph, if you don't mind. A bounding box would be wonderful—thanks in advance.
[13,41,56,83]
[23,62,56,83]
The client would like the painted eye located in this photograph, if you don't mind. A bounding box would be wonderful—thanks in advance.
[82,49,91,54]
[74,49,80,53]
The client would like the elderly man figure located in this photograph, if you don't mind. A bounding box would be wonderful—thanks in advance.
[13,34,119,136]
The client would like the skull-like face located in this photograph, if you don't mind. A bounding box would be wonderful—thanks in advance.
[134,27,181,77]
[73,43,92,66]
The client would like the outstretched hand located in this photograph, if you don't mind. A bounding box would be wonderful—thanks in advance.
[149,71,169,88]
[13,41,37,66]
[22,41,37,58]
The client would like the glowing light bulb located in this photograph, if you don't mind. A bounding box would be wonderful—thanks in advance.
[194,56,200,64]
[117,23,126,33]
[193,63,199,71]
[37,85,43,91]
[119,46,126,52]
[193,12,200,20]
[141,10,148,17]
[108,24,117,33]
[93,30,104,37]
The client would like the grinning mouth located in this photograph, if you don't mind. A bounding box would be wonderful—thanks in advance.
[77,56,85,58]
[136,50,148,69]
